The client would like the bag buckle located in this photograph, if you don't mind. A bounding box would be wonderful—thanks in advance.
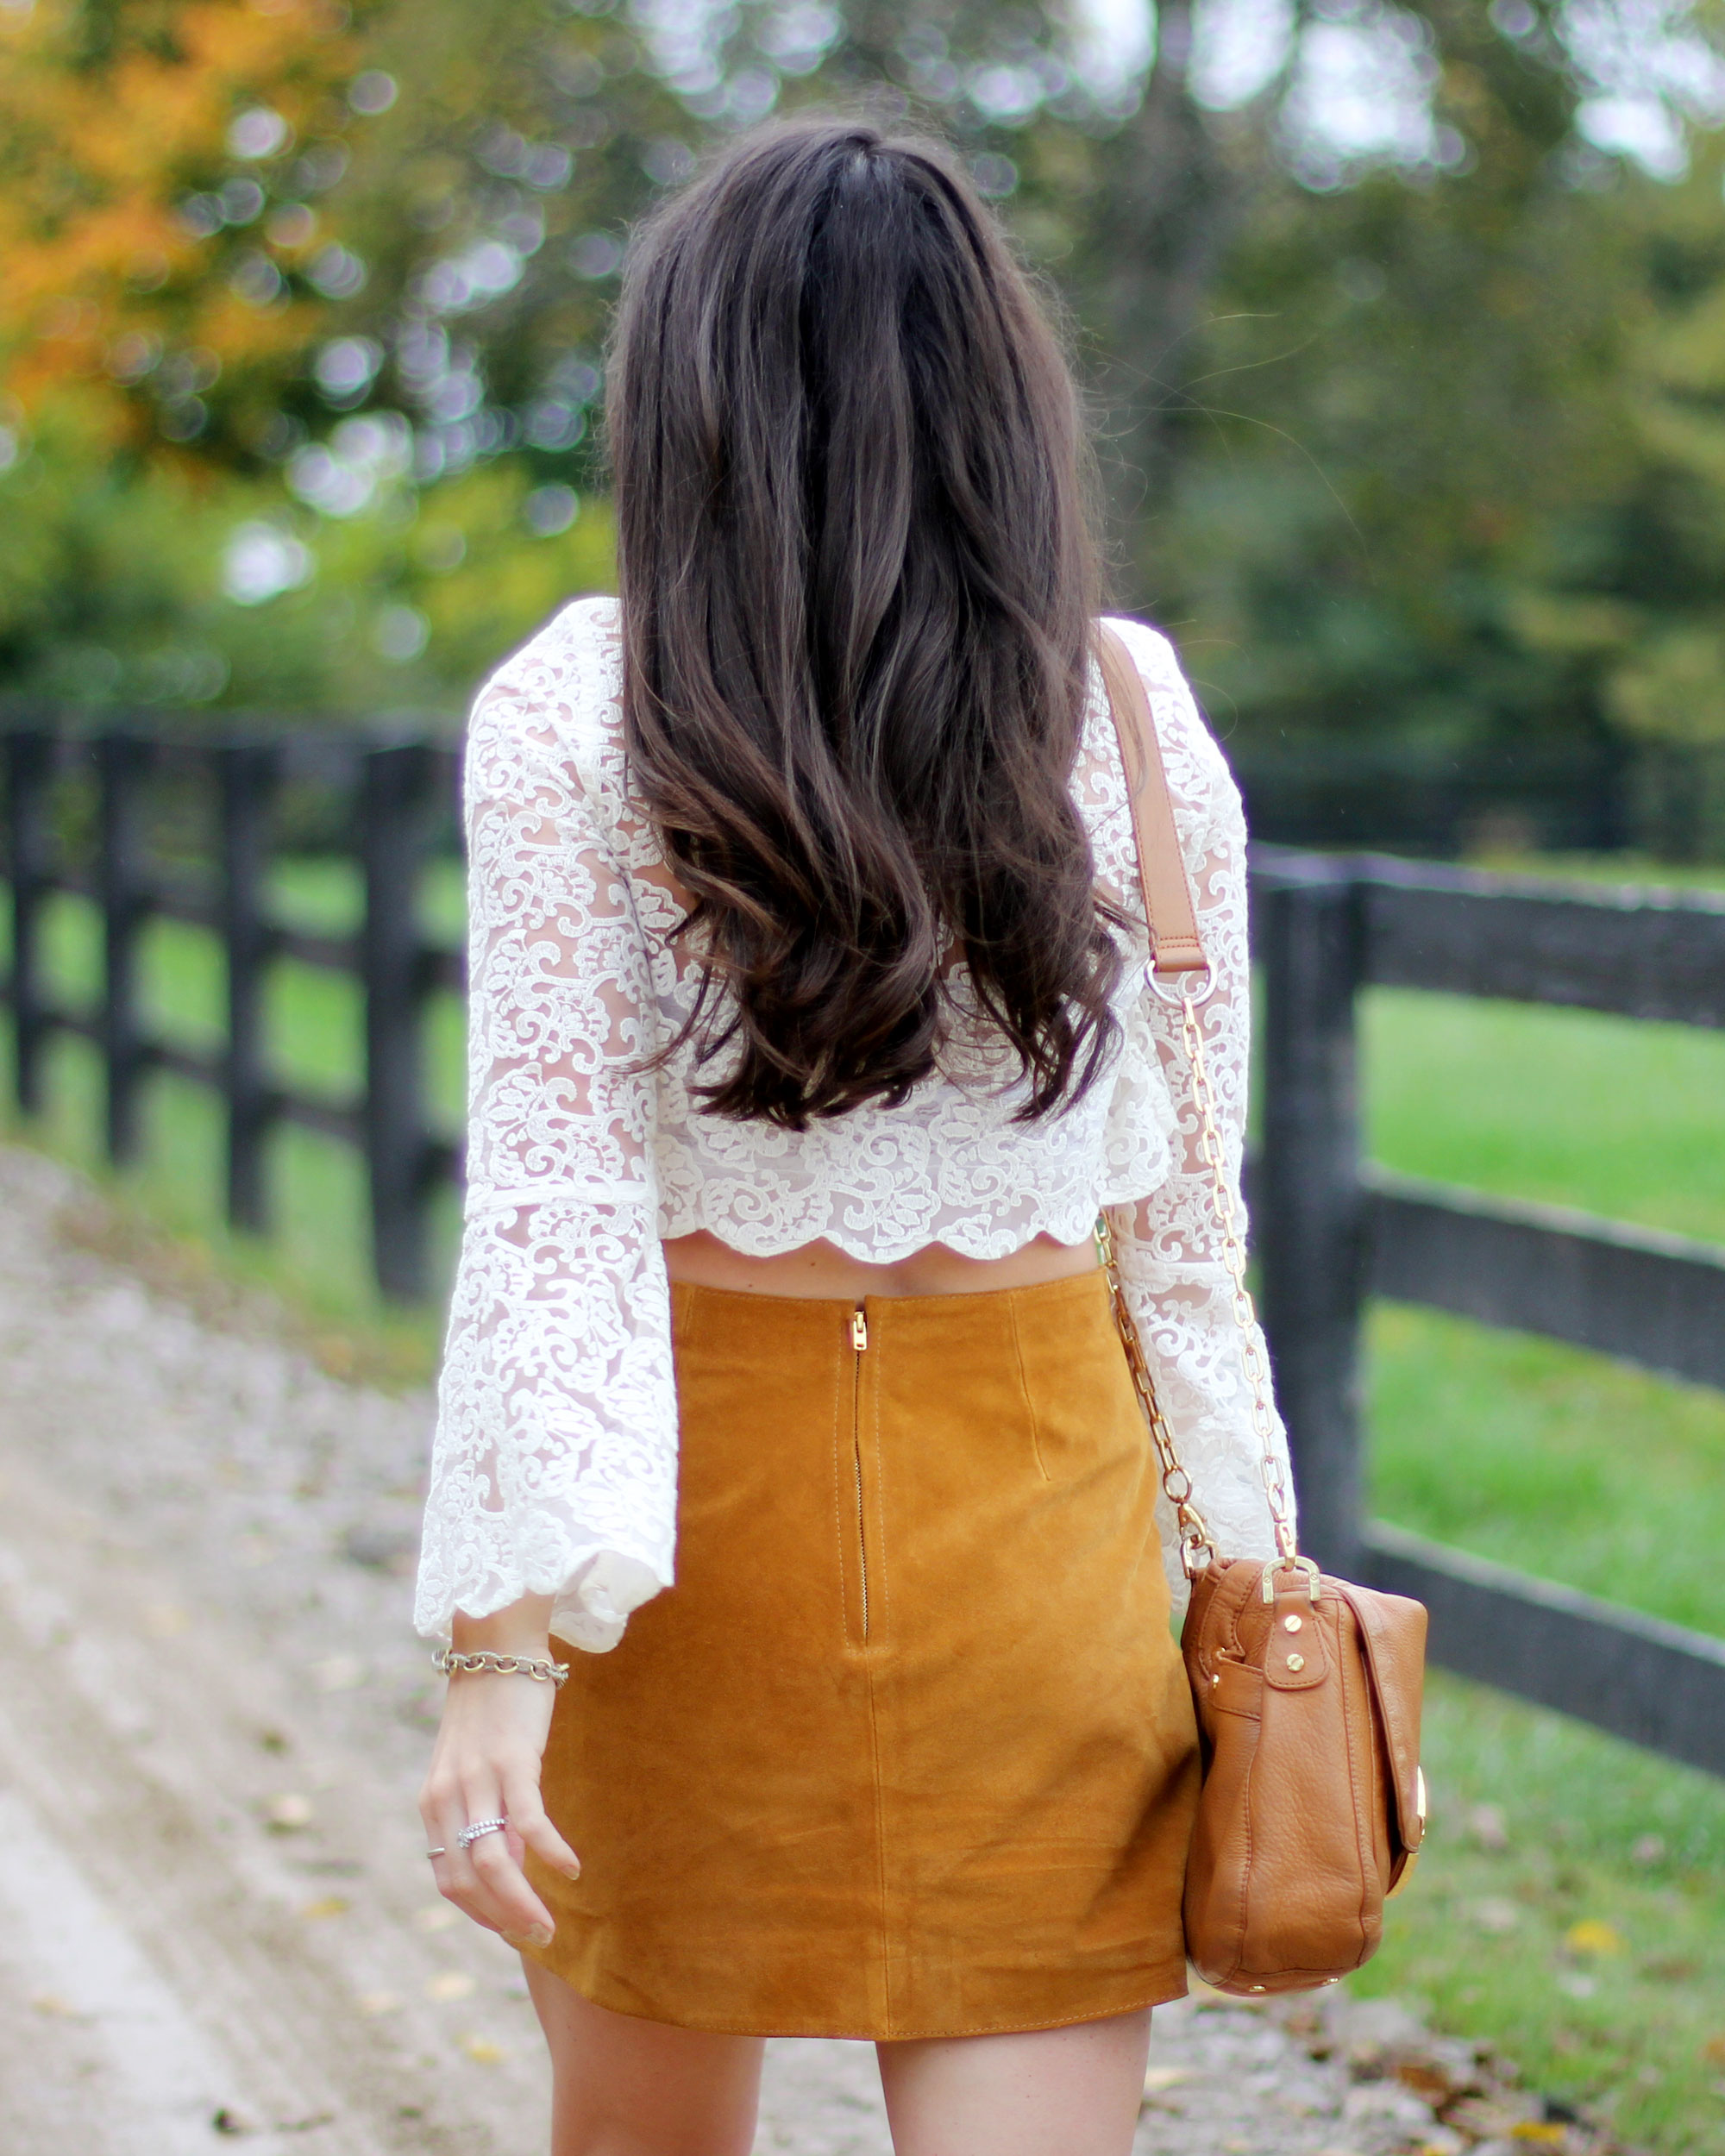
[1259,1554,1321,1606]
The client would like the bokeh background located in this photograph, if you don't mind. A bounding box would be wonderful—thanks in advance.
[9,0,1725,855]
[4,3,1725,2151]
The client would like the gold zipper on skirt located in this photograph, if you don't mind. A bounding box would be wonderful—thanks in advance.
[850,1304,869,1639]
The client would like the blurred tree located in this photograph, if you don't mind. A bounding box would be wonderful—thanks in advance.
[6,0,1725,855]
[0,0,365,463]
[1147,1,1646,753]
[0,0,666,710]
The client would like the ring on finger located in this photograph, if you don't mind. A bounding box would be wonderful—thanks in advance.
[425,1846,448,1858]
[457,1815,507,1852]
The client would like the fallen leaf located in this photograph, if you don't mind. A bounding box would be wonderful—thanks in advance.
[298,1896,349,1920]
[1565,1920,1625,1957]
[1141,2065,1190,2094]
[1509,2128,1567,2147]
[1396,2060,1465,2102]
[426,1971,475,2002]
[1701,2034,1725,2067]
[356,1991,401,2017]
[263,1794,314,1832]
[1449,2096,1545,2137]
[459,2033,506,2065]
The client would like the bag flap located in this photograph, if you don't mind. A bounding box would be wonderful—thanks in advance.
[1332,1581,1428,1851]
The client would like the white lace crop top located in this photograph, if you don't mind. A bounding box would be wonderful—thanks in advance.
[414,595,1295,1651]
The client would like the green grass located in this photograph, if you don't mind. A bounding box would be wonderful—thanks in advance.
[1355,1673,1725,2153]
[1354,978,1725,2148]
[1368,1306,1725,1635]
[5,852,1725,2144]
[1465,849,1725,894]
[0,859,467,1382]
[1364,987,1725,1244]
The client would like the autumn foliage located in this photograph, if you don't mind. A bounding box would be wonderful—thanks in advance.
[0,0,367,460]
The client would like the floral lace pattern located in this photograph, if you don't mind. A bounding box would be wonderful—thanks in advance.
[415,597,1294,1648]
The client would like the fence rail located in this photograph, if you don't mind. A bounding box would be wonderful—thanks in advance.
[1251,847,1725,1776]
[2,724,461,1295]
[4,730,1725,1773]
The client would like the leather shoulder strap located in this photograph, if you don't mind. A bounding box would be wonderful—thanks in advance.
[1095,624,1208,975]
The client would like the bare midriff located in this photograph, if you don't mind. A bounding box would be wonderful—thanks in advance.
[661,1226,1098,1299]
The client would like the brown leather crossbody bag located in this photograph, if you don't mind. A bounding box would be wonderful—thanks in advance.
[1095,626,1430,1996]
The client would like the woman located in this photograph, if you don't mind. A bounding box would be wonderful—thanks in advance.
[416,115,1293,2156]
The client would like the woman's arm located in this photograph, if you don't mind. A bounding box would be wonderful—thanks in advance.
[417,634,679,1650]
[415,634,679,1940]
[1101,620,1295,1610]
[420,1593,572,1946]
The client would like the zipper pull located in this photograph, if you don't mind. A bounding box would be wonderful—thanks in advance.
[850,1307,868,1353]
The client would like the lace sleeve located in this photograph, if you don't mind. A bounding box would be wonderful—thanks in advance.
[413,649,679,1654]
[1101,618,1295,1614]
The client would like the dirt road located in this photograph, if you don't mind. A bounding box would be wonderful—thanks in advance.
[0,1144,1592,2155]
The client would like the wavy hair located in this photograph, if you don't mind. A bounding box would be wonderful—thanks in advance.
[607,115,1123,1128]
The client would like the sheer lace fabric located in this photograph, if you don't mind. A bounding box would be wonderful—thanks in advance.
[416,597,1294,1649]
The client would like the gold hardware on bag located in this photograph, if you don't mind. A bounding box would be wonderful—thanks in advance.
[1095,1211,1216,1581]
[1259,1554,1322,1606]
[1386,1771,1429,1898]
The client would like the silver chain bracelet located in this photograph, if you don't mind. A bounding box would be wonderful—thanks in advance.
[433,1647,571,1689]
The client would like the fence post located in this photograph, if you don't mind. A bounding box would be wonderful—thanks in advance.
[4,730,53,1115]
[1254,862,1368,1576]
[217,743,277,1233]
[361,742,435,1298]
[97,732,153,1166]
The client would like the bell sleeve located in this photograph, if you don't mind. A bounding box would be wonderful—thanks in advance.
[414,657,679,1653]
[1101,619,1297,1612]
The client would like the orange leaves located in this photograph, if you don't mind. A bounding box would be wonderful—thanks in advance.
[0,0,361,448]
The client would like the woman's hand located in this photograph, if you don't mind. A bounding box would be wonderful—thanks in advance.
[417,1595,582,1949]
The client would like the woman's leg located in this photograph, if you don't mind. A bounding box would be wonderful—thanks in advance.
[876,2009,1152,2156]
[523,1959,766,2156]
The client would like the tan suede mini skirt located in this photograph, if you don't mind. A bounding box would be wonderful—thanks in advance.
[524,1269,1200,2040]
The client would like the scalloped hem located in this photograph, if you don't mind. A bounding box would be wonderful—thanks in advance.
[652,1177,1178,1266]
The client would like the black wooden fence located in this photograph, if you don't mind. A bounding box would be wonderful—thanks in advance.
[1251,848,1725,1777]
[4,723,1725,1776]
[1,724,461,1298]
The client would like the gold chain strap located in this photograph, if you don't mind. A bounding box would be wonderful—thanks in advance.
[1095,1208,1218,1580]
[1098,970,1299,1574]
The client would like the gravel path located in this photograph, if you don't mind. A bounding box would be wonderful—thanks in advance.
[0,1143,1615,2155]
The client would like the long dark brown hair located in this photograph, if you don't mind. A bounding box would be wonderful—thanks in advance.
[608,115,1123,1128]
